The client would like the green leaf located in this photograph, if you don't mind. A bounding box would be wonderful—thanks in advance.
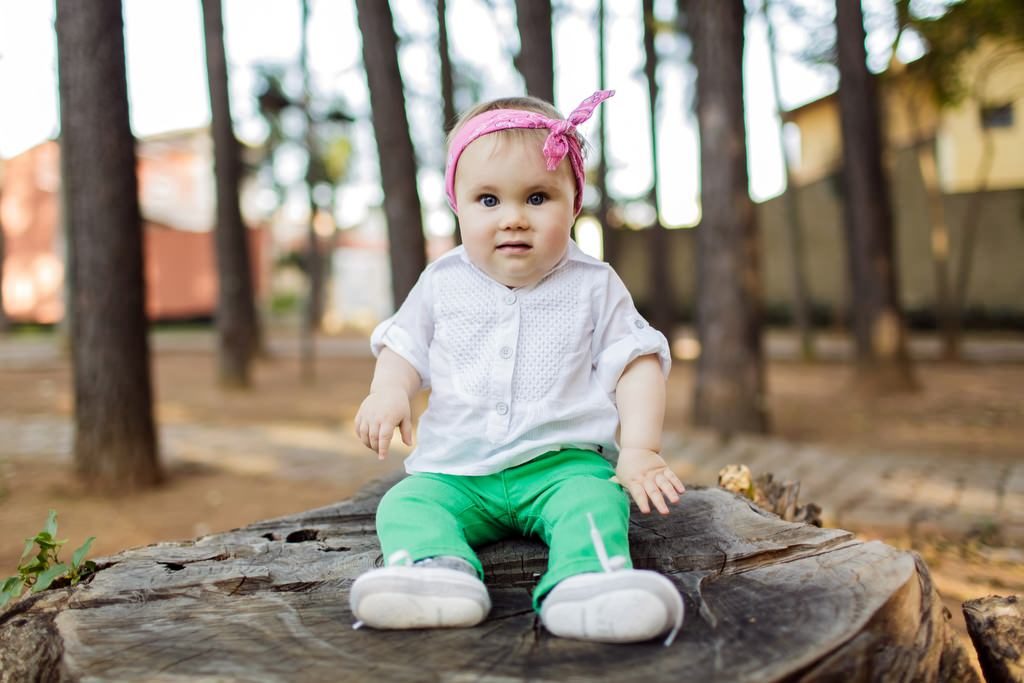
[0,577,21,608]
[20,557,45,574]
[31,564,68,593]
[71,537,95,570]
[34,534,57,550]
[44,510,58,538]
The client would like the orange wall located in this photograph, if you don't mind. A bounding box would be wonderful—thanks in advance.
[1,140,266,324]
[145,223,264,320]
[0,145,63,322]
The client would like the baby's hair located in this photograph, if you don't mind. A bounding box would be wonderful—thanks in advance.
[446,95,585,153]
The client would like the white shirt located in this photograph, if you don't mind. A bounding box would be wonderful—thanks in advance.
[371,241,671,476]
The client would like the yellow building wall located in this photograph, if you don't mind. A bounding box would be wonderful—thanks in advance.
[937,43,1024,193]
[790,41,1024,193]
[790,101,842,187]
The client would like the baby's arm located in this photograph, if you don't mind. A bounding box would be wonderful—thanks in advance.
[614,354,686,515]
[354,347,422,460]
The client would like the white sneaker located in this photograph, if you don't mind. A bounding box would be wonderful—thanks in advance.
[350,562,491,630]
[540,570,684,644]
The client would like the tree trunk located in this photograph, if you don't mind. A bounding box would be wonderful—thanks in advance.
[300,0,323,384]
[834,0,915,393]
[889,65,957,361]
[952,128,996,353]
[0,474,978,681]
[437,0,461,246]
[690,0,768,434]
[514,0,554,102]
[201,0,262,389]
[642,0,673,336]
[55,0,161,491]
[596,0,619,268]
[763,0,814,360]
[438,0,457,136]
[355,0,427,308]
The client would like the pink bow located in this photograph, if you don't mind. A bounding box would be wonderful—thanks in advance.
[445,90,615,216]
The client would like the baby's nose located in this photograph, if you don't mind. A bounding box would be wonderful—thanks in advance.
[499,206,528,230]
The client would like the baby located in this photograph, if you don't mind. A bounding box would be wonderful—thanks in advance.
[350,90,685,644]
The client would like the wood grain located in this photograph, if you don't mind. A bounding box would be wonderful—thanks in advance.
[0,474,977,682]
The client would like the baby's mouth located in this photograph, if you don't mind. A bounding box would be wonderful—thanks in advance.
[497,242,532,252]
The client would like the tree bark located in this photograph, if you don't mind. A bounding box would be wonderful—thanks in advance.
[596,0,619,268]
[355,0,427,308]
[642,0,674,336]
[300,0,323,384]
[763,0,814,360]
[438,0,457,136]
[952,127,996,356]
[201,0,262,389]
[514,0,555,103]
[437,0,461,246]
[55,0,161,492]
[834,0,915,393]
[690,0,768,434]
[963,595,1023,683]
[0,474,977,681]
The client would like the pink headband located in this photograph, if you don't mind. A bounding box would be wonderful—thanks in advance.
[445,90,615,216]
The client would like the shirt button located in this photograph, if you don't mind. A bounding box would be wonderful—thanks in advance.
[634,319,646,329]
[504,293,517,305]
[496,402,509,415]
[499,346,513,359]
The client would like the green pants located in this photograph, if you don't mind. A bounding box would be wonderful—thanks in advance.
[376,448,632,610]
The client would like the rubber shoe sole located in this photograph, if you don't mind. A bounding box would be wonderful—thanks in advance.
[350,566,491,630]
[540,570,684,643]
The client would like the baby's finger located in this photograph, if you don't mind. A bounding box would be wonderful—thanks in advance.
[377,423,394,460]
[644,479,670,515]
[655,473,681,504]
[367,423,379,453]
[666,470,686,494]
[628,483,651,514]
[356,417,371,450]
[399,417,412,446]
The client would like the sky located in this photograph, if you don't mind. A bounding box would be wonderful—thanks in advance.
[0,0,911,231]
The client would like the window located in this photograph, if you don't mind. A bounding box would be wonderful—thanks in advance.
[980,103,1014,129]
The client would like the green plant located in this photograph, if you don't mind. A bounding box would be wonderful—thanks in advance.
[1,510,96,608]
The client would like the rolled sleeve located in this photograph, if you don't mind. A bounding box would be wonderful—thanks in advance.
[369,272,434,388]
[592,270,671,393]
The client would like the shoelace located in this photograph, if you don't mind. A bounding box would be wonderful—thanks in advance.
[587,513,682,647]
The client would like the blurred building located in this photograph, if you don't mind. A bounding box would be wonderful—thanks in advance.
[763,38,1024,325]
[609,40,1024,328]
[0,129,268,324]
[785,40,1024,192]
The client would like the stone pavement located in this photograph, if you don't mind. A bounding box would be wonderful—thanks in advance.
[2,411,1020,547]
[660,430,1023,546]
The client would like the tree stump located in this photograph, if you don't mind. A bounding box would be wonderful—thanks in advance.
[963,595,1024,683]
[0,473,977,682]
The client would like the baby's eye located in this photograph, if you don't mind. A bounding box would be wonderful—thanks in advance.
[479,194,498,208]
[527,193,546,206]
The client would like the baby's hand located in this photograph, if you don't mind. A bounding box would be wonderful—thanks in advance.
[613,448,686,515]
[354,389,413,460]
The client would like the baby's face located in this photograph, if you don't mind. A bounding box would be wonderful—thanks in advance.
[453,133,576,289]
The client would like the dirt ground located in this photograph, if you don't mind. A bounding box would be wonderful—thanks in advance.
[2,330,1023,672]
